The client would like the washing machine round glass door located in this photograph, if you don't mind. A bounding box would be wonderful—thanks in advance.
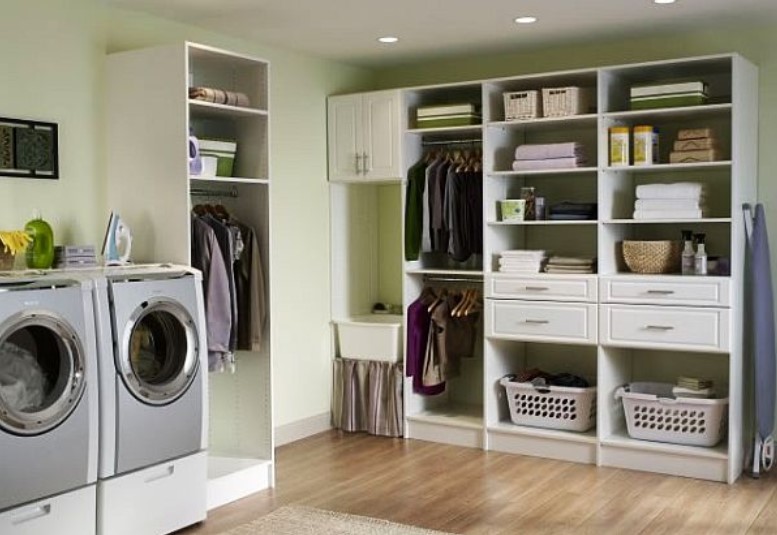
[0,312,86,436]
[120,298,199,405]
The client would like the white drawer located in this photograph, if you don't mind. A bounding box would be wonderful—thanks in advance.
[0,485,95,535]
[486,300,597,344]
[487,274,597,302]
[600,276,731,306]
[600,305,730,352]
[98,451,207,535]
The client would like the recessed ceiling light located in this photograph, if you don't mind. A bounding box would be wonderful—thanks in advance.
[377,36,399,44]
[514,16,538,24]
[654,0,676,4]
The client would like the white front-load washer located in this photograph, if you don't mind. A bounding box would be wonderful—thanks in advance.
[0,273,99,535]
[92,264,208,535]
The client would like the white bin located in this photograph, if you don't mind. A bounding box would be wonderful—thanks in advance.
[334,314,403,363]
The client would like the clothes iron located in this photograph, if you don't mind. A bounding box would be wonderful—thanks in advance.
[102,211,132,266]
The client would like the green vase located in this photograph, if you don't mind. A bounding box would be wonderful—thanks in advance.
[25,213,54,269]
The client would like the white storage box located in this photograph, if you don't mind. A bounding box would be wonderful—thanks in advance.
[615,383,728,447]
[335,314,403,363]
[500,376,596,432]
[503,90,540,120]
[541,86,593,117]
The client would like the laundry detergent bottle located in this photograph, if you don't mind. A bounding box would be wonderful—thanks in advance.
[24,210,54,269]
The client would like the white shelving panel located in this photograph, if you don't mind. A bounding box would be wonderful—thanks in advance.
[107,41,274,508]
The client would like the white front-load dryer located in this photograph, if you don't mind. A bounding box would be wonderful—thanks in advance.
[92,265,208,535]
[0,274,98,535]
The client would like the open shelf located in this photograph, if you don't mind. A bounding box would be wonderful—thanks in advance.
[602,161,732,173]
[603,103,731,121]
[406,125,483,136]
[488,220,596,226]
[190,176,269,184]
[602,429,727,460]
[488,421,597,444]
[489,167,598,177]
[406,403,484,429]
[487,114,598,130]
[189,99,268,118]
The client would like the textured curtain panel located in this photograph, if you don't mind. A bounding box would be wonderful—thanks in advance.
[332,358,404,437]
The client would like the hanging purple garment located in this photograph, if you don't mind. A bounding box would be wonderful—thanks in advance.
[406,296,445,396]
[751,203,775,444]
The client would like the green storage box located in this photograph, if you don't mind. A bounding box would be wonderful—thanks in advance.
[199,139,237,177]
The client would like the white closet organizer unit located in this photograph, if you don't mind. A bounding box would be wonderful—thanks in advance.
[330,53,757,483]
[106,42,274,508]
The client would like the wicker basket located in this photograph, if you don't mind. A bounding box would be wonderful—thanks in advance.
[503,90,540,120]
[622,240,682,274]
[541,86,593,117]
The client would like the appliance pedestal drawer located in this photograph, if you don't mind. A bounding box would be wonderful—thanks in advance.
[0,485,96,535]
[486,300,597,344]
[600,305,730,352]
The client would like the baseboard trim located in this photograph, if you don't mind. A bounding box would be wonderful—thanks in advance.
[275,412,332,446]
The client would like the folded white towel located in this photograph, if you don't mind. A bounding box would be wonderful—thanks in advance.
[635,182,704,200]
[512,158,583,170]
[501,250,547,258]
[500,267,543,273]
[633,209,703,220]
[634,199,703,211]
[515,142,583,160]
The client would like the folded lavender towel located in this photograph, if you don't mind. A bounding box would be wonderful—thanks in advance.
[515,142,583,160]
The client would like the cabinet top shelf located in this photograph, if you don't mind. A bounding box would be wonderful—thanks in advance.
[489,167,597,177]
[406,125,483,136]
[190,176,269,185]
[602,161,731,173]
[603,103,731,121]
[189,99,268,119]
[487,114,598,129]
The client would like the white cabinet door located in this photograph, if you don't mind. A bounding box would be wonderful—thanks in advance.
[328,94,362,181]
[327,90,401,182]
[362,90,401,180]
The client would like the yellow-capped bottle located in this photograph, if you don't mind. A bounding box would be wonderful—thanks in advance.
[25,210,54,269]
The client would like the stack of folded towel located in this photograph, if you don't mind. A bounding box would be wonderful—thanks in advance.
[544,256,596,274]
[669,128,719,164]
[499,250,547,273]
[633,182,705,220]
[548,201,597,221]
[512,142,586,171]
[673,376,715,399]
[189,86,251,108]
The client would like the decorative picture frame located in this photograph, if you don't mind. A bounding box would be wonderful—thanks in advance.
[0,117,59,179]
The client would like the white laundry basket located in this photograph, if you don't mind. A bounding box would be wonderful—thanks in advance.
[615,384,728,447]
[500,376,596,432]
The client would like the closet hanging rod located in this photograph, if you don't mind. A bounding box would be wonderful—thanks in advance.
[421,138,482,146]
[190,186,239,198]
[423,274,484,284]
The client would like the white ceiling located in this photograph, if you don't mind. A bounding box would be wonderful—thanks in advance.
[106,0,777,66]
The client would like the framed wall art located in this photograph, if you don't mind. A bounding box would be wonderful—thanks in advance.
[0,117,59,179]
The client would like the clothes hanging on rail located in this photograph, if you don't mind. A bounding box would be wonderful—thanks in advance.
[191,203,267,372]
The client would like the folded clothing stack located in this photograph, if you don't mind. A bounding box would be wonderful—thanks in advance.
[669,128,720,164]
[548,201,597,221]
[498,250,547,274]
[512,142,586,170]
[416,103,481,128]
[544,256,596,274]
[673,376,716,399]
[511,368,590,388]
[630,80,708,110]
[54,245,97,268]
[633,182,705,220]
[189,86,251,108]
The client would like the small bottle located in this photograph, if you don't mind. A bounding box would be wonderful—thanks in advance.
[609,126,630,166]
[694,233,708,276]
[633,125,659,166]
[681,229,695,275]
[521,187,536,220]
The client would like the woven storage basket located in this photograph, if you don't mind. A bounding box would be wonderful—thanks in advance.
[0,249,15,270]
[500,377,596,432]
[503,90,540,120]
[622,240,682,274]
[616,384,728,447]
[541,86,593,117]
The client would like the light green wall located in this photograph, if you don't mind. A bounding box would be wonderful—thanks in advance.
[1,0,374,430]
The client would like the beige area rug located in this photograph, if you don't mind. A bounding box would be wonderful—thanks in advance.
[221,505,454,535]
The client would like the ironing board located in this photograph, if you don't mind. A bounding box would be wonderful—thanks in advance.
[744,203,776,477]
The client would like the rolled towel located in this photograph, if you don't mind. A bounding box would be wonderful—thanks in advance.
[189,86,251,108]
[634,198,703,211]
[515,142,583,160]
[512,158,583,170]
[635,182,703,200]
[633,209,703,220]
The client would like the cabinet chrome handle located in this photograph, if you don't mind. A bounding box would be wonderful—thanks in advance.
[645,325,674,331]
[362,152,369,174]
[524,319,550,325]
[524,286,549,291]
[355,153,363,174]
[646,290,675,295]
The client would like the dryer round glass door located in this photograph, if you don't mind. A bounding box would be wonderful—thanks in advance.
[0,312,86,436]
[119,298,199,405]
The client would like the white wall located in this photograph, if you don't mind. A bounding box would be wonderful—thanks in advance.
[1,0,374,431]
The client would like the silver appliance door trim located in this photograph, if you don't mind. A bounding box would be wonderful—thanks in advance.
[0,311,86,436]
[117,297,199,406]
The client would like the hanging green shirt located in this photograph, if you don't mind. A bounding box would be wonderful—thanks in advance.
[404,159,428,261]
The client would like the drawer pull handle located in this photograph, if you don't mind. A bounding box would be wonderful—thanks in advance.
[145,464,175,483]
[12,504,51,525]
[646,290,675,295]
[645,325,675,331]
[524,319,550,325]
[524,286,549,291]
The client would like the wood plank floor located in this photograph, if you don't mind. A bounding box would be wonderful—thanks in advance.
[181,430,777,534]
